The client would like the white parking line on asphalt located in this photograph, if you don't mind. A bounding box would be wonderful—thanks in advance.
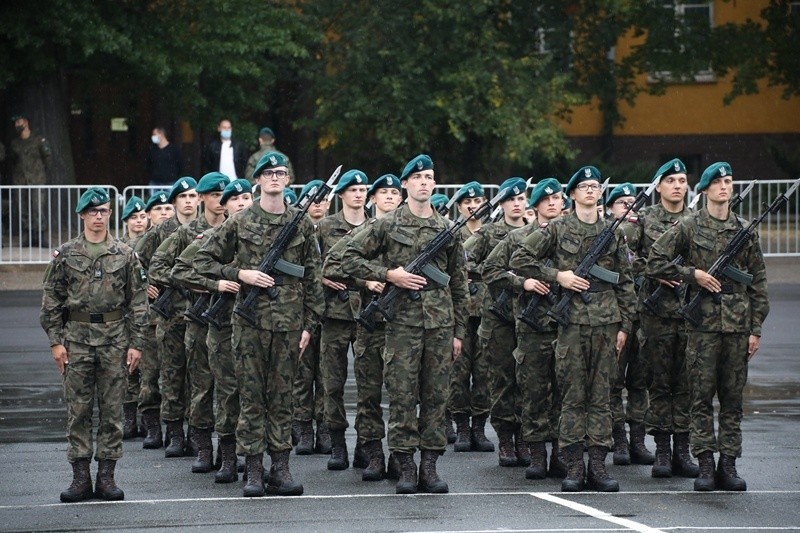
[533,492,664,533]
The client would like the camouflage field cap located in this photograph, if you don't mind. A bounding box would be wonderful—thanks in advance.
[220,179,252,205]
[334,169,369,194]
[75,187,111,213]
[453,181,485,204]
[529,177,562,208]
[121,195,146,221]
[367,174,401,196]
[697,162,732,192]
[400,154,433,181]
[565,166,602,195]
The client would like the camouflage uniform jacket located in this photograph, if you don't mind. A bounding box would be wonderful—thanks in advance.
[509,212,636,333]
[10,131,52,184]
[340,204,469,339]
[134,216,183,271]
[645,207,769,335]
[40,233,149,349]
[459,224,482,317]
[192,203,323,333]
[318,211,365,320]
[464,220,523,313]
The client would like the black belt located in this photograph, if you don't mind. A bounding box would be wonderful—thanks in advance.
[67,309,124,323]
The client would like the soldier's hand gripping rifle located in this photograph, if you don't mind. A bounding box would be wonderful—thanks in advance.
[200,166,342,329]
[516,259,558,330]
[643,180,756,315]
[356,189,512,333]
[680,178,799,327]
[546,180,657,328]
[150,286,176,319]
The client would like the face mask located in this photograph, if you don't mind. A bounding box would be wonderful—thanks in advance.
[15,125,24,134]
[220,129,232,140]
[151,135,160,144]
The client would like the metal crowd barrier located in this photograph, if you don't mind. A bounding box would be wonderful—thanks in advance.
[1,180,796,265]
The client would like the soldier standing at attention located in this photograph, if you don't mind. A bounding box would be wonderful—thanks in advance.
[41,187,149,502]
[10,113,52,247]
[193,152,323,497]
[245,127,294,185]
[510,166,636,493]
[646,162,769,492]
[341,154,469,494]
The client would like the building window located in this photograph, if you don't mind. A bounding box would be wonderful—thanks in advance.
[648,1,715,84]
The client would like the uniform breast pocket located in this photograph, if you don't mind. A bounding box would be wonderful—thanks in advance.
[692,230,716,258]
[558,236,581,257]
[388,230,416,263]
[240,227,265,248]
[644,225,664,247]
[284,233,307,262]
[64,255,92,283]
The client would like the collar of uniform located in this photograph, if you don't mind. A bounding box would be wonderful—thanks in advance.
[568,210,605,236]
[697,206,741,231]
[73,232,117,257]
[252,202,293,224]
[396,204,441,228]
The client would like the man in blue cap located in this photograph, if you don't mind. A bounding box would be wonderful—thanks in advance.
[510,165,636,493]
[646,162,769,492]
[41,187,149,502]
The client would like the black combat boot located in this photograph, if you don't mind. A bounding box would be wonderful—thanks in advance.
[327,429,349,470]
[561,443,585,492]
[266,450,304,495]
[164,421,185,458]
[515,425,530,466]
[294,420,314,456]
[386,452,401,480]
[122,402,139,440]
[587,446,619,492]
[470,414,495,452]
[315,422,332,454]
[353,441,369,469]
[652,432,673,478]
[548,439,567,478]
[693,451,716,491]
[395,452,418,494]
[716,454,747,491]
[214,436,238,483]
[497,421,517,467]
[418,450,449,493]
[525,441,548,479]
[60,459,93,503]
[629,423,655,465]
[243,454,265,497]
[611,422,631,465]
[184,425,197,457]
[672,433,700,478]
[453,413,472,452]
[445,410,456,444]
[141,409,163,449]
[191,427,214,473]
[95,459,125,501]
[291,420,300,446]
[362,440,386,481]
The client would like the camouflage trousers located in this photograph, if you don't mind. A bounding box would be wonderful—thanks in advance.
[157,316,188,423]
[320,318,357,431]
[62,340,126,462]
[514,328,560,443]
[124,369,141,404]
[686,331,748,458]
[383,324,452,454]
[354,323,386,445]
[555,323,617,449]
[449,316,491,416]
[479,315,520,430]
[137,325,161,413]
[207,324,238,438]
[610,321,650,425]
[232,324,298,455]
[186,320,214,429]
[293,324,323,423]
[641,315,690,435]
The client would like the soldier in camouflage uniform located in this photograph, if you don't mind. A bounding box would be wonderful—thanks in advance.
[41,187,149,502]
[646,162,769,492]
[10,114,52,247]
[465,177,529,466]
[341,154,469,494]
[604,183,655,467]
[316,170,369,470]
[483,178,565,480]
[510,166,636,493]
[244,127,294,185]
[626,159,699,479]
[149,173,230,472]
[193,152,323,497]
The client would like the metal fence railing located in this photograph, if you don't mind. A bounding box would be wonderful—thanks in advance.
[1,180,797,264]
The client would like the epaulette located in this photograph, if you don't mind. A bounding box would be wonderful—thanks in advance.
[626,215,638,224]
[195,232,205,240]
[538,222,549,229]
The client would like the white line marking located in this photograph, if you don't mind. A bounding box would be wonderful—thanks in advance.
[533,492,665,533]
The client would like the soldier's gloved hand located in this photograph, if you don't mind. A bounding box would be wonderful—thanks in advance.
[299,330,312,358]
[615,331,628,356]
[556,270,590,292]
[127,348,142,373]
[451,338,463,361]
[523,278,550,295]
[322,278,347,291]
[365,280,384,293]
[218,280,240,294]
[747,334,761,361]
[386,267,427,290]
[51,344,69,375]
[694,269,721,292]
[238,269,275,288]
[147,285,160,299]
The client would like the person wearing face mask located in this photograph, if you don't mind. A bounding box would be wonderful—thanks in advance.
[146,127,183,188]
[202,119,248,180]
[9,113,52,247]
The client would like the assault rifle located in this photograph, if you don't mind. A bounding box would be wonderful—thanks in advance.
[356,189,513,333]
[436,194,459,216]
[150,286,176,319]
[680,178,799,327]
[201,165,342,329]
[184,293,211,325]
[516,259,558,330]
[546,180,657,328]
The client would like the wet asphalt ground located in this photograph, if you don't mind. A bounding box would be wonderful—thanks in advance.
[0,286,799,532]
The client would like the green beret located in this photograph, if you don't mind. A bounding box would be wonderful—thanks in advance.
[259,127,275,138]
[75,187,110,213]
[498,177,527,200]
[121,195,146,221]
[529,178,562,208]
[367,174,401,196]
[196,172,231,194]
[430,193,449,210]
[697,162,732,192]
[145,190,171,212]
[298,180,324,204]
[453,181,485,203]
[605,182,637,207]
[334,169,369,194]
[253,151,289,179]
[167,177,197,202]
[565,165,602,195]
[653,158,687,183]
[221,179,252,206]
[284,188,298,205]
[400,154,433,180]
